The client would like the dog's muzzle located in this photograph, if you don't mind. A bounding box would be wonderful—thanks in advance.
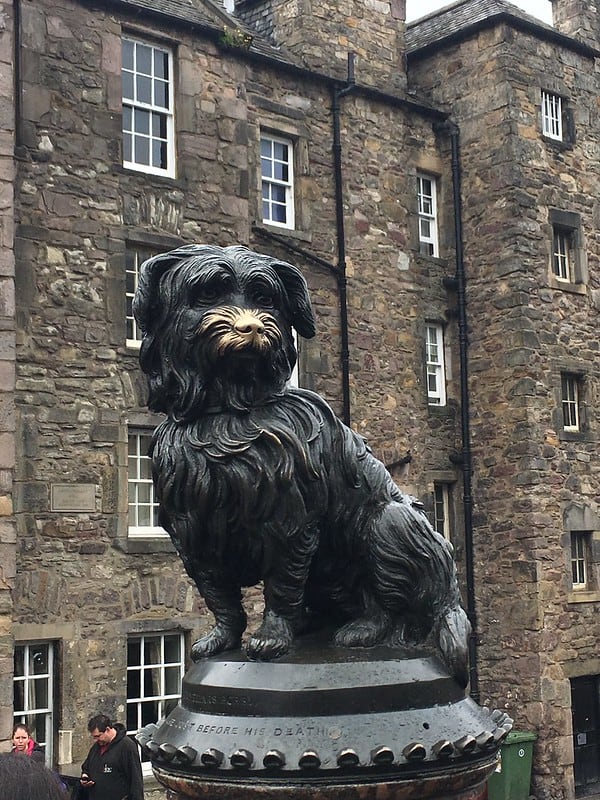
[198,306,282,356]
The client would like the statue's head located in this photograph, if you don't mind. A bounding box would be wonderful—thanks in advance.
[133,244,316,418]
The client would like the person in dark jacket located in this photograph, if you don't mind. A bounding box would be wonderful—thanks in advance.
[12,722,46,762]
[80,714,144,800]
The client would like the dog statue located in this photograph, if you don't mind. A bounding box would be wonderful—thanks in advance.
[133,244,471,686]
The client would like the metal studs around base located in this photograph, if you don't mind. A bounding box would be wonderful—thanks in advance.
[263,750,286,769]
[370,745,395,765]
[336,748,360,768]
[200,748,224,767]
[298,750,321,770]
[230,749,254,769]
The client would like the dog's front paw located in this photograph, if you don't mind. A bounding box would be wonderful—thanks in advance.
[246,612,294,661]
[191,624,242,662]
[333,615,390,648]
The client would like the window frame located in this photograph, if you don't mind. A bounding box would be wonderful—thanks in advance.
[433,483,452,541]
[126,247,153,348]
[561,373,580,432]
[541,90,563,141]
[126,631,185,774]
[570,531,590,590]
[260,132,295,230]
[13,641,56,766]
[128,430,168,538]
[425,323,447,407]
[552,226,574,282]
[122,36,176,178]
[417,173,439,257]
[548,210,585,291]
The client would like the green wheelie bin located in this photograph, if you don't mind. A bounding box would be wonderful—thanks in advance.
[487,731,537,800]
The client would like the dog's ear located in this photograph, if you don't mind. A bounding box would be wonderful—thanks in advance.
[133,245,210,414]
[270,260,317,340]
[133,245,203,335]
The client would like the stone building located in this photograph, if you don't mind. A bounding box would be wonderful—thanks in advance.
[0,0,598,798]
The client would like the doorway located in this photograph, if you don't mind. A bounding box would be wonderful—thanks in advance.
[571,676,600,796]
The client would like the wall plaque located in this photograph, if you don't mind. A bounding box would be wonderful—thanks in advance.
[51,483,97,512]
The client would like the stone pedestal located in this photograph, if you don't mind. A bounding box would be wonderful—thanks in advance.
[138,633,510,800]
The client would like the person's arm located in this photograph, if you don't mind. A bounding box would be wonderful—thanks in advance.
[80,751,96,788]
[126,741,145,800]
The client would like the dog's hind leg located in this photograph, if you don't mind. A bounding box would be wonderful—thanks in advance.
[190,570,247,662]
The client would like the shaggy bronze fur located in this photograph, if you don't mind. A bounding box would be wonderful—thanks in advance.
[133,244,471,685]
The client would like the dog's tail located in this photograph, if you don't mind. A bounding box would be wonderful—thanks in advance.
[435,604,471,688]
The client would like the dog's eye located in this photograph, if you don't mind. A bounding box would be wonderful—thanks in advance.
[191,284,223,305]
[249,289,276,308]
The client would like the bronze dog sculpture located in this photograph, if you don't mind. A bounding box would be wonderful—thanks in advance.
[133,244,471,685]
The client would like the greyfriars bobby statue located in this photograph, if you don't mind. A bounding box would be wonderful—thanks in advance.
[133,243,469,683]
[133,244,510,800]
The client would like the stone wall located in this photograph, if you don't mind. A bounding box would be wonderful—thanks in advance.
[408,20,600,800]
[13,0,466,776]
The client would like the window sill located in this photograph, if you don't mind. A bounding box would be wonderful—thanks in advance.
[414,252,449,268]
[114,537,176,554]
[567,590,600,604]
[558,429,596,443]
[541,135,574,151]
[253,222,312,245]
[548,276,587,295]
[427,403,455,417]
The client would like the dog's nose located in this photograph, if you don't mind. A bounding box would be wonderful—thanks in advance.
[234,313,265,336]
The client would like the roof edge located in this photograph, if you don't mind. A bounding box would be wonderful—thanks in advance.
[407,10,600,61]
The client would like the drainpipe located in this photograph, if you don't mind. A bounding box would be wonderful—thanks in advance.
[331,53,356,427]
[442,120,479,701]
[14,0,23,149]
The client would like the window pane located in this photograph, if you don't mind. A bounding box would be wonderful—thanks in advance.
[136,43,152,75]
[126,703,139,732]
[127,669,141,699]
[136,136,150,166]
[13,681,25,713]
[144,636,162,664]
[154,81,167,109]
[30,645,49,675]
[136,75,152,104]
[136,504,151,527]
[134,108,150,135]
[137,483,152,505]
[272,204,287,223]
[122,72,134,101]
[154,50,168,80]
[32,677,49,708]
[141,700,158,726]
[164,666,181,695]
[274,162,289,182]
[261,157,273,179]
[122,40,134,70]
[163,635,181,664]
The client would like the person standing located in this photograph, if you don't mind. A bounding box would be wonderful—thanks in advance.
[80,713,144,800]
[12,722,46,762]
